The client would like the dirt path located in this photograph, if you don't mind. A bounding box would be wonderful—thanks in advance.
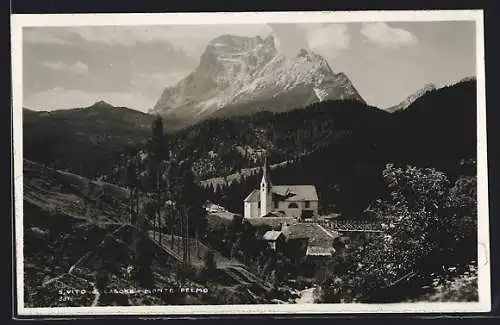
[39,225,129,306]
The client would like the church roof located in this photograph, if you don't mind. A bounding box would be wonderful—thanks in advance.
[244,189,260,202]
[243,185,318,202]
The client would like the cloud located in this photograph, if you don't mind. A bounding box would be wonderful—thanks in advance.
[360,22,418,48]
[302,24,350,55]
[269,23,350,58]
[23,28,69,45]
[42,61,89,75]
[23,26,174,47]
[23,25,274,57]
[24,87,154,112]
[156,24,273,57]
[130,71,190,98]
[268,24,308,57]
[67,26,176,47]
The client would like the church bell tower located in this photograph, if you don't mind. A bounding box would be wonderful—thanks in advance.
[260,154,272,217]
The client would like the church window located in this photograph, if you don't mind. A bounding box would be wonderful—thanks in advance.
[258,201,260,208]
[274,201,279,209]
[288,202,299,209]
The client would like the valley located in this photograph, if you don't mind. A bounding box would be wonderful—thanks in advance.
[19,31,479,307]
[23,159,300,307]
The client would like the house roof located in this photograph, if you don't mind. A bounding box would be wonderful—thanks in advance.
[265,211,287,218]
[246,217,297,228]
[327,220,383,232]
[210,211,239,220]
[284,223,340,247]
[306,246,334,256]
[244,185,318,202]
[263,230,283,241]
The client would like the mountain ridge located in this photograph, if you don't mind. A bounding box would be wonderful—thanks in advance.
[384,76,476,113]
[385,83,437,113]
[151,34,365,124]
[22,79,476,215]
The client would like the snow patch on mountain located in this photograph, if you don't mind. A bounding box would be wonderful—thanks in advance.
[151,34,365,122]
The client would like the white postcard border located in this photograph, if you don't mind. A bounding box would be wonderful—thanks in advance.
[11,10,490,316]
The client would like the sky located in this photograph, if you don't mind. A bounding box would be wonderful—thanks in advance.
[22,21,476,112]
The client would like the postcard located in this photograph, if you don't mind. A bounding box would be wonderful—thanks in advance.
[11,10,490,316]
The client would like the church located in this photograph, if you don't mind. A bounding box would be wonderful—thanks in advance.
[243,157,319,219]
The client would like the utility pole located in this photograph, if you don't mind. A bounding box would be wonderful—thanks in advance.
[170,205,174,249]
[182,205,188,279]
[196,228,200,259]
[158,164,162,245]
[186,209,190,265]
[135,152,140,227]
[179,206,183,258]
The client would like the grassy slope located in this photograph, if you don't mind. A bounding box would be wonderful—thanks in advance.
[22,159,275,307]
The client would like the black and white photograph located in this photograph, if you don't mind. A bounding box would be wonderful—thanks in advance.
[11,10,490,315]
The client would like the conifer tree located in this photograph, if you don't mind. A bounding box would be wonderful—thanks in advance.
[125,156,138,225]
[148,115,168,242]
[179,161,207,259]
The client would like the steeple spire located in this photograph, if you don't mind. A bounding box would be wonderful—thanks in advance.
[261,153,271,189]
[259,152,272,217]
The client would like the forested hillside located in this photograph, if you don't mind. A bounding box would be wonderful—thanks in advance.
[23,79,477,217]
[23,101,183,178]
[195,79,477,216]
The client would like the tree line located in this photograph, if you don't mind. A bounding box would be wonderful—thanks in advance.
[113,115,209,288]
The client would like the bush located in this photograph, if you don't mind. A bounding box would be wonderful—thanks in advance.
[428,264,478,302]
[319,164,478,303]
[408,262,478,302]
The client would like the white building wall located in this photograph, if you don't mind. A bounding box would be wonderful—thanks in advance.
[273,200,319,218]
[310,201,319,213]
[252,202,259,218]
[244,202,252,219]
[260,186,272,217]
[269,242,276,250]
[244,199,319,219]
[244,202,260,219]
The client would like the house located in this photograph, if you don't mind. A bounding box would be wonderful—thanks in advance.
[243,156,319,219]
[280,222,340,276]
[305,246,335,258]
[262,230,286,251]
[280,222,339,263]
[246,216,297,228]
[203,202,227,214]
[282,222,340,254]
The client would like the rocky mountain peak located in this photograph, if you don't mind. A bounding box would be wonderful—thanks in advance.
[151,34,365,124]
[197,34,278,77]
[421,83,437,92]
[208,34,276,47]
[385,83,438,113]
[205,34,277,56]
[459,76,476,83]
[90,100,114,108]
[296,48,324,63]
